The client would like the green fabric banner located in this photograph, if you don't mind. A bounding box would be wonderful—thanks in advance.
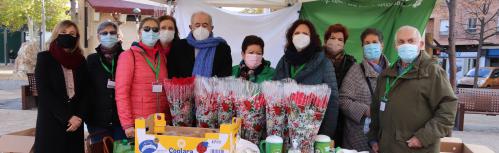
[300,0,436,63]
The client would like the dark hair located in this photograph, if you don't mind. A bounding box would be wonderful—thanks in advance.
[158,15,180,41]
[97,21,118,34]
[324,23,349,43]
[285,19,321,49]
[360,28,384,45]
[241,35,265,54]
[138,17,159,33]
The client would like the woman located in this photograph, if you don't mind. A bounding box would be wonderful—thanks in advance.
[232,35,275,83]
[157,15,180,56]
[339,28,389,151]
[323,23,357,146]
[34,20,88,153]
[115,17,171,138]
[86,21,126,145]
[323,24,357,88]
[273,19,339,139]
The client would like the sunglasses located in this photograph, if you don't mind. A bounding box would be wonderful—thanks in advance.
[99,31,117,36]
[143,26,159,33]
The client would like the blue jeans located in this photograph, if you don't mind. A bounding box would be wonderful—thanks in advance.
[87,124,127,144]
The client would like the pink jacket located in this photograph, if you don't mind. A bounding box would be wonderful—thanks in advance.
[115,42,171,130]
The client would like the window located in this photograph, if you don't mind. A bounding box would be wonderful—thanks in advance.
[440,19,449,35]
[467,18,477,32]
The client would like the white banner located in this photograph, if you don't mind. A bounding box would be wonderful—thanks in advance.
[174,0,302,66]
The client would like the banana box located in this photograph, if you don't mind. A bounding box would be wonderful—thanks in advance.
[135,113,241,153]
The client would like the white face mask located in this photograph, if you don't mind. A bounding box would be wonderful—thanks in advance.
[193,27,210,41]
[292,34,310,51]
[397,43,420,63]
[244,54,263,70]
[159,30,175,44]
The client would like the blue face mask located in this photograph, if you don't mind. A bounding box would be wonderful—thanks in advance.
[141,30,159,47]
[100,34,118,48]
[363,43,382,61]
[397,44,420,63]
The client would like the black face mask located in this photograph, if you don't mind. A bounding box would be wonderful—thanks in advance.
[56,34,78,49]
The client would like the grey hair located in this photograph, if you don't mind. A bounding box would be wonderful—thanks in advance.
[190,11,212,26]
[97,21,118,34]
[395,25,422,43]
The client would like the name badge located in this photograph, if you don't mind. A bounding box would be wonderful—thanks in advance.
[107,79,115,89]
[380,101,387,112]
[152,83,163,93]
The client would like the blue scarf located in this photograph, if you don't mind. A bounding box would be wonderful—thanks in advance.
[186,32,226,77]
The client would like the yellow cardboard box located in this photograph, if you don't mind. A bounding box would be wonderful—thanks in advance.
[135,113,241,153]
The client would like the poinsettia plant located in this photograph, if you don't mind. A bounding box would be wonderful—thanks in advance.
[286,85,330,152]
[164,77,195,127]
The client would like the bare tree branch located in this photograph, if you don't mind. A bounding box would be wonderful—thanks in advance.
[456,37,480,41]
[483,33,497,40]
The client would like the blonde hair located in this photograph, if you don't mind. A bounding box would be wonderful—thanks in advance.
[47,20,82,53]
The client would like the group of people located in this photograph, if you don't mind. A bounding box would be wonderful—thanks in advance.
[34,11,457,153]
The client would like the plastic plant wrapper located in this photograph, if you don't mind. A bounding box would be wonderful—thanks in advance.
[235,80,266,145]
[285,83,331,152]
[216,77,238,126]
[194,77,219,128]
[261,81,288,139]
[164,77,195,127]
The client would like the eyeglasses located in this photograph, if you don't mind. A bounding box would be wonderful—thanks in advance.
[99,31,117,36]
[143,26,159,33]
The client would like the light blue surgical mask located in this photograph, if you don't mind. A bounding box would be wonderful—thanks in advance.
[100,34,118,48]
[363,43,382,61]
[141,30,159,47]
[397,44,420,63]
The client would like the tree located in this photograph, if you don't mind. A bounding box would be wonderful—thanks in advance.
[458,0,498,88]
[0,0,70,39]
[446,0,457,91]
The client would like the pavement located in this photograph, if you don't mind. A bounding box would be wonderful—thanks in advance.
[0,65,498,152]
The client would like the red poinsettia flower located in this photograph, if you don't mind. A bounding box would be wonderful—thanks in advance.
[244,100,252,111]
[273,106,282,116]
[298,104,306,113]
[314,112,323,121]
[283,130,289,137]
[200,122,209,128]
[254,124,262,132]
[285,106,291,114]
[222,102,230,112]
[290,92,306,105]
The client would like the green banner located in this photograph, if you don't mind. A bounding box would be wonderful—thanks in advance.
[300,0,436,63]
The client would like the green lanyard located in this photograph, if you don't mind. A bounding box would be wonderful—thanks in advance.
[290,64,305,79]
[141,52,161,81]
[382,63,414,101]
[100,58,115,80]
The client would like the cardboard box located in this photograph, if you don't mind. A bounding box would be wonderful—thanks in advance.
[440,137,494,153]
[0,128,36,153]
[135,113,241,153]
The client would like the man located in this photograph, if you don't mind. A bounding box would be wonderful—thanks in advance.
[168,11,232,78]
[368,26,457,153]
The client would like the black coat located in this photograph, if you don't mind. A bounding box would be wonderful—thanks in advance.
[86,45,124,127]
[167,39,232,78]
[34,51,89,153]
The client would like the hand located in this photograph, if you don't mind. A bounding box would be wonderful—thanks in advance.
[406,136,423,149]
[371,142,379,153]
[125,127,135,138]
[365,108,371,117]
[66,116,82,132]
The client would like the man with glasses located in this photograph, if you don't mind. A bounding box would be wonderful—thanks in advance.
[168,11,232,78]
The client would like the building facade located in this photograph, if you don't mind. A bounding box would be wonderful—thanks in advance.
[427,0,499,80]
